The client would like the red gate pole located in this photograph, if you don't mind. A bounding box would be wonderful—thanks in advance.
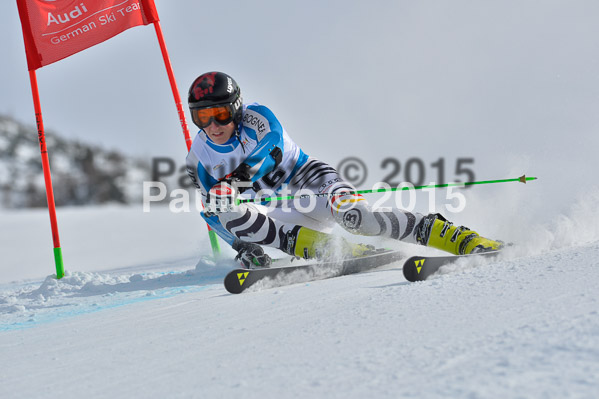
[152,21,192,151]
[28,70,65,279]
[152,21,221,257]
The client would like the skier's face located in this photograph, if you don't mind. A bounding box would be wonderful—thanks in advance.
[203,120,235,144]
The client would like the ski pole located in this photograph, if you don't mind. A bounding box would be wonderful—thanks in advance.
[236,175,537,205]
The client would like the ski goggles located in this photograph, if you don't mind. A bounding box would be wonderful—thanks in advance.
[191,105,235,129]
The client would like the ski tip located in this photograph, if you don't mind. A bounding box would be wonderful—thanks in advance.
[224,268,251,294]
[402,256,427,282]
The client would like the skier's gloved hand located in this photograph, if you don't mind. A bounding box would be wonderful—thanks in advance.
[205,172,253,215]
[206,180,238,214]
[224,164,253,194]
[232,239,272,269]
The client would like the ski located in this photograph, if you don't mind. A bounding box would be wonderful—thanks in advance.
[224,249,404,294]
[402,250,501,282]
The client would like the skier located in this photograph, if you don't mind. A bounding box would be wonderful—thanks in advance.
[185,71,503,268]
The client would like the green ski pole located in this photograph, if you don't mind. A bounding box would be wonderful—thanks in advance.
[236,175,537,205]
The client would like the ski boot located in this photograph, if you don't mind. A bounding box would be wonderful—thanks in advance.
[415,213,504,255]
[232,239,272,269]
[281,226,376,261]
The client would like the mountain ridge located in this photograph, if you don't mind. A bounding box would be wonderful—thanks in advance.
[0,114,151,208]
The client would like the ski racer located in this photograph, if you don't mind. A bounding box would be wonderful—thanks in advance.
[185,71,503,268]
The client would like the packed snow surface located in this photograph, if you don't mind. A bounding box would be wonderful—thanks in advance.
[1,196,599,398]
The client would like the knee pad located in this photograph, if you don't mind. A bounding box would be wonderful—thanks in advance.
[329,193,376,234]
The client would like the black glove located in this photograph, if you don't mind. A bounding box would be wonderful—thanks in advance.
[226,163,253,194]
[232,239,272,269]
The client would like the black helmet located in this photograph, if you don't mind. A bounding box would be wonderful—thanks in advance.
[188,72,243,129]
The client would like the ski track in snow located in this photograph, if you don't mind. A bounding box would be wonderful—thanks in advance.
[0,258,232,331]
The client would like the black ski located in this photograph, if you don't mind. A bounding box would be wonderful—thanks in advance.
[402,251,501,282]
[224,249,404,294]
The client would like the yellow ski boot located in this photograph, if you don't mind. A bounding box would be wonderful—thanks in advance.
[416,214,503,255]
[282,226,375,260]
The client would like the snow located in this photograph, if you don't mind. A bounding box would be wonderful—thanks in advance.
[1,190,599,398]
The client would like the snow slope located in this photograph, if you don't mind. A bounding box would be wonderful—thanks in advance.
[1,193,599,398]
[1,243,598,398]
